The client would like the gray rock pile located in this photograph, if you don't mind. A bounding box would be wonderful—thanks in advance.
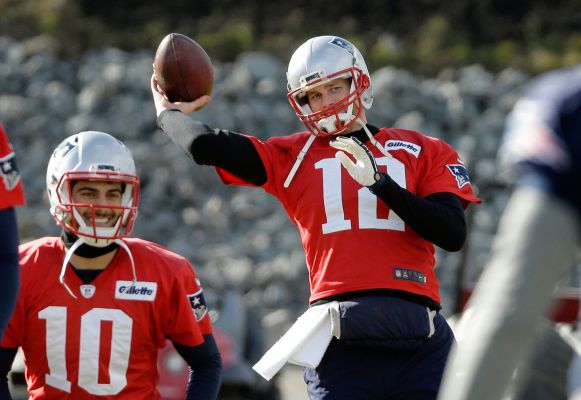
[0,36,530,320]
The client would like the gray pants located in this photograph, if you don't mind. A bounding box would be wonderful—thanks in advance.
[437,187,580,400]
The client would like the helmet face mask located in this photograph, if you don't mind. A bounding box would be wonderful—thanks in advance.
[288,67,370,136]
[46,132,139,247]
[287,36,373,137]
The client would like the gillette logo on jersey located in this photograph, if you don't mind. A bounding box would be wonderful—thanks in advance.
[115,281,157,301]
[385,140,422,157]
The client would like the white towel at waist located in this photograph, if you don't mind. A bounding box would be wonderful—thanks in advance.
[253,301,340,381]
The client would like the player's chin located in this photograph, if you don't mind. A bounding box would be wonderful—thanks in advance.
[331,124,353,136]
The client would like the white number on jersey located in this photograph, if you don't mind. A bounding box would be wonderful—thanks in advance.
[316,156,406,234]
[39,306,133,395]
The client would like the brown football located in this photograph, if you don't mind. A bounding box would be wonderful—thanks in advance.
[153,33,214,102]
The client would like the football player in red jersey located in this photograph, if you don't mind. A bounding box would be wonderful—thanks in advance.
[0,131,222,399]
[0,123,25,338]
[151,35,481,399]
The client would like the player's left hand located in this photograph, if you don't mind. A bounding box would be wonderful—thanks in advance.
[330,136,381,187]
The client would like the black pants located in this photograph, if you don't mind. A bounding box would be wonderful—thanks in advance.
[304,304,454,399]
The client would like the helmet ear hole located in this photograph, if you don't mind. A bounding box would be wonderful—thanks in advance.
[297,95,309,107]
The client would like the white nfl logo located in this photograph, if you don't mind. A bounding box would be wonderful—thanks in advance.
[80,285,96,299]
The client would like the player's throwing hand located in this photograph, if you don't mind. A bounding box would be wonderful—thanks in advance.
[150,74,211,117]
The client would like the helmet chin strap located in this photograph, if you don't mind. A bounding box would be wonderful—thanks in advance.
[285,104,352,188]
[316,112,354,135]
[59,236,137,299]
[355,118,393,159]
[285,106,357,188]
[284,115,392,190]
[61,230,118,258]
[284,134,316,188]
[71,207,122,248]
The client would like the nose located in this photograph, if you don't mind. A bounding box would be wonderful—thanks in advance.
[91,194,118,210]
[92,194,110,206]
[322,93,335,108]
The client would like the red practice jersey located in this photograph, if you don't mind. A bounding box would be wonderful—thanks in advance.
[0,123,25,209]
[2,237,212,399]
[218,128,481,304]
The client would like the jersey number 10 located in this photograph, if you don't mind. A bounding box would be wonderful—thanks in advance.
[40,306,132,395]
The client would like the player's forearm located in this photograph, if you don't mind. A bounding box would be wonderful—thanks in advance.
[0,209,20,337]
[157,109,267,185]
[173,335,222,400]
[157,109,213,161]
[184,359,222,400]
[0,347,17,399]
[370,173,466,251]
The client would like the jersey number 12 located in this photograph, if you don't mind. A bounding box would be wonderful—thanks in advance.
[316,156,406,234]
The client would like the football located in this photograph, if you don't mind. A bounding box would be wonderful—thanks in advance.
[153,33,214,103]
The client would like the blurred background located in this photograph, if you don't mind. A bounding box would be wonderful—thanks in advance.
[1,1,580,399]
[2,0,580,75]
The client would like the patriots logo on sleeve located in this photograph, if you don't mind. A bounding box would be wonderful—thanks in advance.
[188,289,208,321]
[446,164,471,188]
[0,151,21,191]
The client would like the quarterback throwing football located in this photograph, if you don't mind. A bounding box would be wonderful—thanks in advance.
[152,35,481,399]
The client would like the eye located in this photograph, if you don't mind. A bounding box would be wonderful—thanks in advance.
[107,191,122,200]
[77,190,96,199]
[308,92,321,102]
[330,85,344,93]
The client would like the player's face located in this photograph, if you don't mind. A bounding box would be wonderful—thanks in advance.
[306,78,351,113]
[71,180,124,227]
[306,78,363,134]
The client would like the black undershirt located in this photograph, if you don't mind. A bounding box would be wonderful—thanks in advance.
[72,266,104,284]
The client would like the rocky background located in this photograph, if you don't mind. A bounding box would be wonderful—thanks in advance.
[1,35,528,326]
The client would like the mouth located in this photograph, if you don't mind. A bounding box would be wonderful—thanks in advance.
[89,215,118,227]
[316,114,353,134]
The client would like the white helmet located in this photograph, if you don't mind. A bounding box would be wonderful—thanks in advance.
[286,36,373,137]
[46,131,139,247]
